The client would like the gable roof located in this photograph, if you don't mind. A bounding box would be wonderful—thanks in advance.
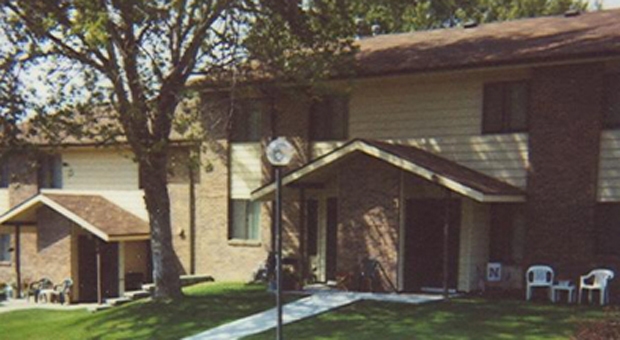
[251,139,524,203]
[0,193,150,242]
[356,9,620,77]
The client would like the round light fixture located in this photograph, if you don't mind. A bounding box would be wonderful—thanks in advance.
[266,137,294,166]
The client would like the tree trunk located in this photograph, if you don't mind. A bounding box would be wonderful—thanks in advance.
[141,151,183,300]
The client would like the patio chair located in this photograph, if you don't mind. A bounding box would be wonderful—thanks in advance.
[50,278,73,304]
[525,265,554,301]
[26,278,53,303]
[578,269,614,305]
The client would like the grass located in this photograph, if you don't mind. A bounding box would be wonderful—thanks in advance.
[0,285,611,340]
[246,297,607,340]
[0,282,285,340]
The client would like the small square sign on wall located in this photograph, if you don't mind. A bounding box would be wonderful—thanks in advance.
[487,262,502,282]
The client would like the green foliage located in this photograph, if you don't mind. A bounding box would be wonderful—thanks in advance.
[350,0,588,34]
[242,0,357,85]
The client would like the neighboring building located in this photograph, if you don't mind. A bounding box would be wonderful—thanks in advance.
[2,8,620,301]
[0,147,192,302]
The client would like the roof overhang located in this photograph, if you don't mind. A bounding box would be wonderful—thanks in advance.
[0,194,150,242]
[252,139,525,203]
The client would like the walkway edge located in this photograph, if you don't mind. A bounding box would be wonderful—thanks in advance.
[183,292,443,340]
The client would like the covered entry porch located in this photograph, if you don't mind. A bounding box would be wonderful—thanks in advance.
[253,139,524,293]
[0,192,151,303]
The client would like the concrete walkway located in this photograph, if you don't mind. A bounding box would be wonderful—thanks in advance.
[184,292,444,340]
[0,298,98,314]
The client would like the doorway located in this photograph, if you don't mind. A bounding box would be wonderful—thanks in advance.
[78,235,119,302]
[404,199,461,292]
[305,196,338,282]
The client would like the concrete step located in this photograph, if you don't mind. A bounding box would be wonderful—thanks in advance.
[87,304,111,313]
[106,297,131,306]
[124,290,150,300]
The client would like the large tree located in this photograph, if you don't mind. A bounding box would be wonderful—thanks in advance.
[0,0,355,300]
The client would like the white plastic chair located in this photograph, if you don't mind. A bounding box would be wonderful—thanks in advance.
[525,265,554,301]
[578,269,614,305]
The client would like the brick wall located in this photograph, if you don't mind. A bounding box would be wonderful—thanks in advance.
[338,154,401,290]
[8,153,37,207]
[526,63,604,279]
[193,92,271,281]
[0,208,73,298]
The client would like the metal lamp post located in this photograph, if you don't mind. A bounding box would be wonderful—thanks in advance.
[266,137,295,340]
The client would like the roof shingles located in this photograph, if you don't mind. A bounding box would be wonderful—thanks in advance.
[43,194,149,239]
[355,9,620,76]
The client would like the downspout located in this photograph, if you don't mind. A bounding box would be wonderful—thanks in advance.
[15,224,21,298]
[443,190,452,299]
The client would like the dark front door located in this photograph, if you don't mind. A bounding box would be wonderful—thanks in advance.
[78,236,119,302]
[325,197,338,281]
[404,199,461,292]
[78,236,97,302]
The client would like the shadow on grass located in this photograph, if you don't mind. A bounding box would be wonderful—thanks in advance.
[247,298,607,340]
[0,283,287,340]
[80,283,282,340]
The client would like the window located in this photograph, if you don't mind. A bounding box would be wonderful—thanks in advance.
[38,154,62,189]
[230,200,261,240]
[231,100,270,142]
[489,204,525,264]
[0,157,8,188]
[0,234,10,262]
[603,73,620,128]
[483,81,529,134]
[595,203,620,256]
[309,96,348,141]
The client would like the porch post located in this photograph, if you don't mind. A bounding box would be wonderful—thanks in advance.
[443,191,451,299]
[15,224,21,298]
[118,242,125,296]
[299,188,306,283]
[96,239,102,305]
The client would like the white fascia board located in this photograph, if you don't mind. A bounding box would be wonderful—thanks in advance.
[251,141,364,200]
[251,140,524,203]
[0,196,45,225]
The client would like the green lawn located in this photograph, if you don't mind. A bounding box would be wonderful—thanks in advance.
[0,285,611,340]
[246,298,607,340]
[0,282,282,340]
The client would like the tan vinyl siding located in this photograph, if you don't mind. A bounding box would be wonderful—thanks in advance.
[99,191,148,220]
[599,130,620,201]
[458,199,490,292]
[0,189,8,215]
[348,70,531,139]
[310,70,531,188]
[62,149,138,190]
[311,141,346,158]
[401,135,529,188]
[230,143,263,199]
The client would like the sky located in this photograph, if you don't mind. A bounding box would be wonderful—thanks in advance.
[601,0,620,8]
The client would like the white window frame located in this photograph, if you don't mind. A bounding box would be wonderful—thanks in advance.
[230,200,261,241]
